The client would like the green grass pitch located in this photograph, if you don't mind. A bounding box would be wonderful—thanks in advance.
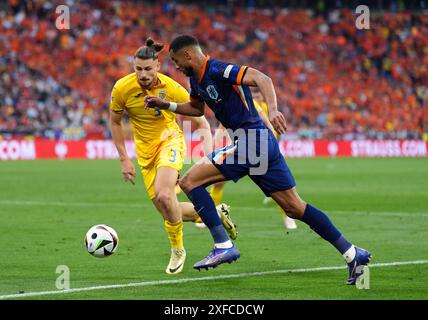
[0,158,427,300]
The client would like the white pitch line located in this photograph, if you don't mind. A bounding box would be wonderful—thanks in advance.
[0,260,427,300]
[1,200,428,218]
[0,200,150,209]
[330,210,428,218]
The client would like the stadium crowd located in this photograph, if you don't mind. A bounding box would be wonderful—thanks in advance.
[0,0,427,140]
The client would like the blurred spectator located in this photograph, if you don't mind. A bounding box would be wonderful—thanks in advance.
[0,0,427,140]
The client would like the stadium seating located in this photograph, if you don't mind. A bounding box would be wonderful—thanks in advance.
[1,0,427,140]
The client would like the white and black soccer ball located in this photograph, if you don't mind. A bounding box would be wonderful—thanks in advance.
[85,224,119,257]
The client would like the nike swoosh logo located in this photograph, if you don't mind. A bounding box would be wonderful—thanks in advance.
[169,263,184,273]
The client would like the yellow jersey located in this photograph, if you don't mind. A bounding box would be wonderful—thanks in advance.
[254,99,280,139]
[254,99,269,116]
[110,72,189,162]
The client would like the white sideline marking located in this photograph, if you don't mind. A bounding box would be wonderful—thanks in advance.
[331,210,428,218]
[0,260,427,300]
[0,200,148,209]
[1,200,428,218]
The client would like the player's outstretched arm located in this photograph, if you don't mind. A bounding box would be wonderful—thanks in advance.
[144,95,205,117]
[109,110,136,185]
[242,68,287,134]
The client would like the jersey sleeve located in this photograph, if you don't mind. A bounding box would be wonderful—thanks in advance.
[109,84,126,113]
[211,60,248,85]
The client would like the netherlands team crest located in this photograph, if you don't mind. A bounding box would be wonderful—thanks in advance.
[206,85,218,100]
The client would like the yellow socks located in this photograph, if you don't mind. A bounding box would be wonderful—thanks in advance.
[209,185,224,206]
[275,203,287,217]
[174,184,182,195]
[164,220,184,249]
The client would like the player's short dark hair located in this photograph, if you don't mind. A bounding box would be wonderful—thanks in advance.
[134,38,164,60]
[169,35,199,53]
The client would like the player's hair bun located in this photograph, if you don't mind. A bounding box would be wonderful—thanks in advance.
[153,43,164,52]
[146,38,155,46]
[146,38,164,52]
[134,38,164,59]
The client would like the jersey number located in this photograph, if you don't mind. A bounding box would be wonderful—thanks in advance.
[169,149,177,163]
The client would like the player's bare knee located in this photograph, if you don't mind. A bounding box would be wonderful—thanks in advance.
[178,175,195,193]
[155,191,172,208]
[178,177,187,193]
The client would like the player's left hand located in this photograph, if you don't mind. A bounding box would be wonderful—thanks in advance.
[120,158,136,185]
[144,96,169,110]
[269,110,287,134]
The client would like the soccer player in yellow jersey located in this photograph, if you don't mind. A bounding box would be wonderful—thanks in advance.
[109,38,236,274]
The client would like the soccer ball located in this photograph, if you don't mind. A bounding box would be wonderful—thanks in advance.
[85,224,119,257]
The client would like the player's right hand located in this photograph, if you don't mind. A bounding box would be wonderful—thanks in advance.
[121,158,136,185]
[269,110,287,135]
[144,96,169,110]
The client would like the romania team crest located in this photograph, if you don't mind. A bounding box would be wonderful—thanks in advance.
[158,90,167,100]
